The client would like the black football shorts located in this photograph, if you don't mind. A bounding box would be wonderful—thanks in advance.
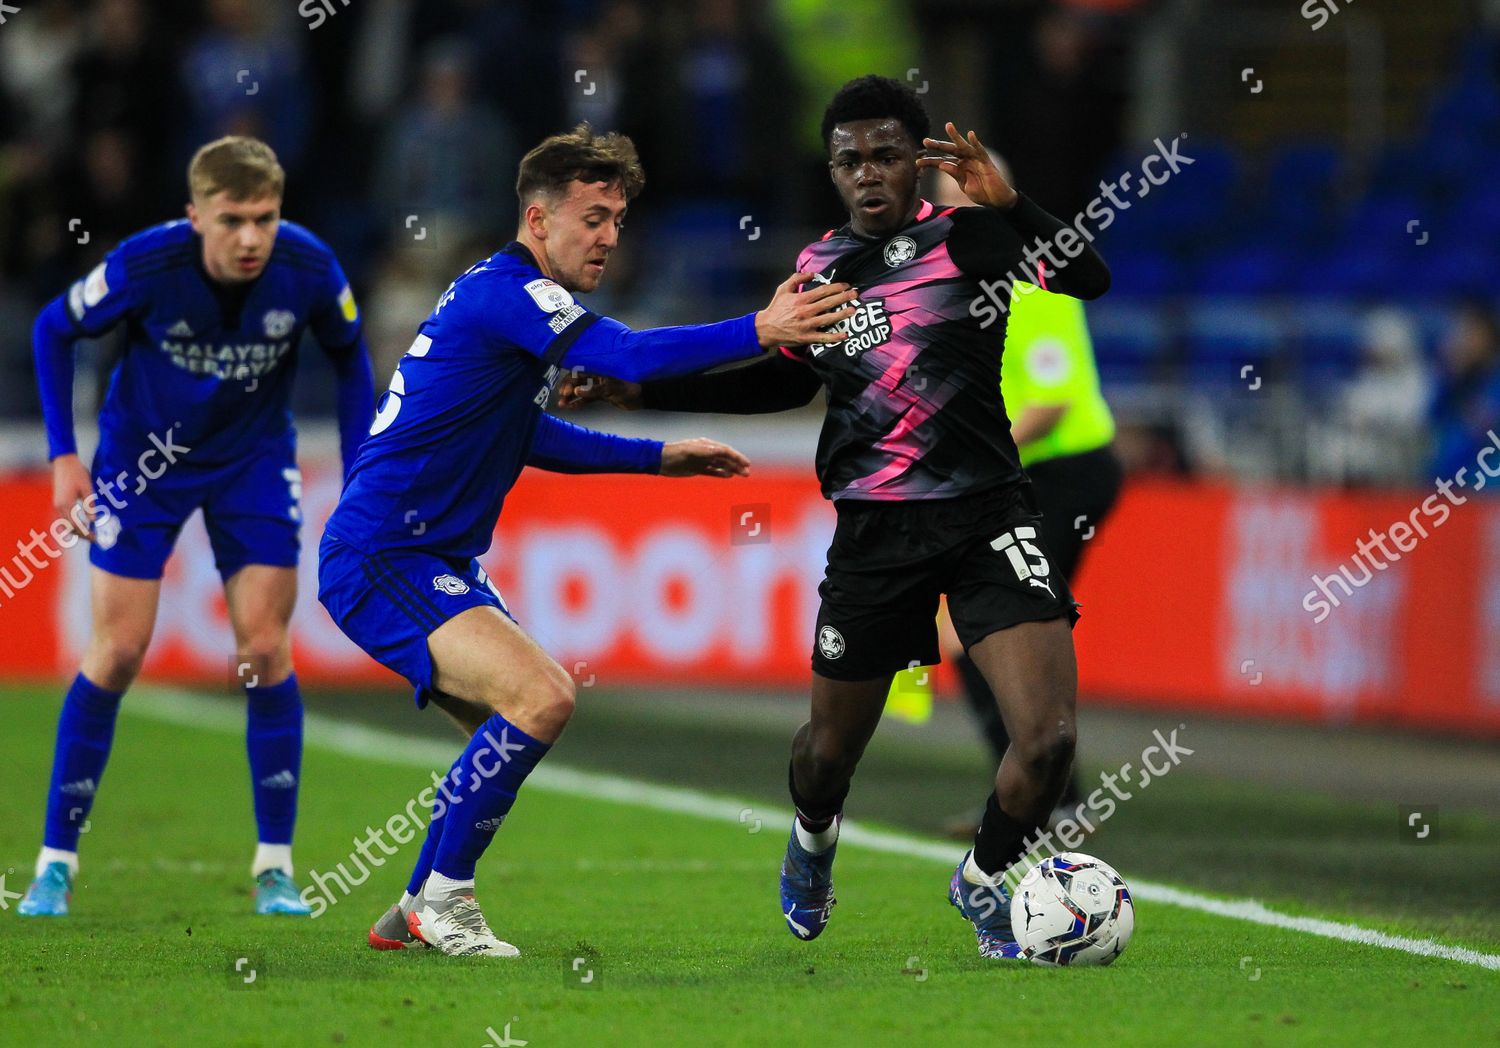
[811,481,1079,682]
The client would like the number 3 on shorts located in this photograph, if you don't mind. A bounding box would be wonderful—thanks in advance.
[990,526,1050,584]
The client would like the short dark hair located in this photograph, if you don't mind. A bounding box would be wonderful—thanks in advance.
[820,75,930,151]
[515,123,645,206]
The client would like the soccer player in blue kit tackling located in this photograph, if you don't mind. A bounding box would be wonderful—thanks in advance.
[19,137,375,917]
[318,125,858,958]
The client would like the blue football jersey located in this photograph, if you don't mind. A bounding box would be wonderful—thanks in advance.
[326,241,761,560]
[65,219,361,465]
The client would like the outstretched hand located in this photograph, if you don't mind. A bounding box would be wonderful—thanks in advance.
[660,438,751,478]
[917,122,1018,210]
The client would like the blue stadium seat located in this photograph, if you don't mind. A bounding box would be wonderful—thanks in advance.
[1190,245,1296,296]
[1183,302,1280,388]
[1098,245,1185,297]
[1087,302,1173,386]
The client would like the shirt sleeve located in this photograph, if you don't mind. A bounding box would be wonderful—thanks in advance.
[64,248,137,337]
[947,196,1111,300]
[526,413,663,474]
[641,352,823,414]
[309,254,375,477]
[488,274,764,382]
[309,253,363,351]
[33,296,82,459]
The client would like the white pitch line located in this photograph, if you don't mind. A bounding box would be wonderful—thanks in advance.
[129,688,1500,971]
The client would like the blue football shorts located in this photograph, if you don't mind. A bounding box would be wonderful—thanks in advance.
[317,531,515,709]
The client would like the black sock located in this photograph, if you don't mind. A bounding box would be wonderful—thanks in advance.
[972,792,1042,878]
[788,760,847,832]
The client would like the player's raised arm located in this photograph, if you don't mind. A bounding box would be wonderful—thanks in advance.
[920,121,1110,300]
[33,249,138,539]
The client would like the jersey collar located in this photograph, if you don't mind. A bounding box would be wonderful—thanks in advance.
[838,198,941,243]
[499,240,541,271]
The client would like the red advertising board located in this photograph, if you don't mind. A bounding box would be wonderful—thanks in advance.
[1,465,1494,735]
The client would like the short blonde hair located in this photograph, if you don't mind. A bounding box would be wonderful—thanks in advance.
[188,136,285,202]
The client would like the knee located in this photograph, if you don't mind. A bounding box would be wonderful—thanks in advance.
[235,627,291,683]
[796,724,859,787]
[1010,717,1076,780]
[539,664,577,727]
[86,631,151,689]
[484,661,575,737]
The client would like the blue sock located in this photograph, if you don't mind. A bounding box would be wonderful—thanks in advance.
[432,714,550,882]
[245,674,303,846]
[42,674,124,852]
[406,758,460,897]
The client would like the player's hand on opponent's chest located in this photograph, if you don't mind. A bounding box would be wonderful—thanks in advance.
[755,272,858,348]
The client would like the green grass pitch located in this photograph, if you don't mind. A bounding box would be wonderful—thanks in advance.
[1,686,1496,1047]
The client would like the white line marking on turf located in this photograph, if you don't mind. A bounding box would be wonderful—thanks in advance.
[131,688,1500,971]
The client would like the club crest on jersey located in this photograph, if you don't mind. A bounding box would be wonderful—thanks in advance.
[882,235,917,267]
[817,625,846,660]
[262,309,296,338]
[524,278,575,313]
[433,574,471,596]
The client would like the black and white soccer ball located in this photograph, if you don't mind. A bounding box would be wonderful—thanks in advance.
[1010,852,1134,966]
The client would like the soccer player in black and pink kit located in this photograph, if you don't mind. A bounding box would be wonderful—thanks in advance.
[559,76,1110,958]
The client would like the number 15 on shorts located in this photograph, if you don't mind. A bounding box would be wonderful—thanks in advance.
[991,526,1051,586]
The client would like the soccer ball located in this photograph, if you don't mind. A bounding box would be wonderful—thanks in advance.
[1010,852,1134,966]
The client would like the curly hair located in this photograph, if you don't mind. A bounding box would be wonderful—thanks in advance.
[516,123,645,206]
[820,75,931,151]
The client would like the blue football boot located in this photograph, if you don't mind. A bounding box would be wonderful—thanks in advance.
[254,869,312,916]
[949,851,1023,959]
[779,820,836,940]
[17,862,73,917]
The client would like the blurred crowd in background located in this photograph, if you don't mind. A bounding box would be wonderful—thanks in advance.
[0,0,1497,487]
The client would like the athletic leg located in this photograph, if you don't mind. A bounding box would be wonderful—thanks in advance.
[20,568,158,917]
[779,673,892,940]
[405,605,574,957]
[223,565,308,910]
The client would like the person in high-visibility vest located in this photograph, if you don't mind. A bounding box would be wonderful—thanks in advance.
[932,161,1124,827]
